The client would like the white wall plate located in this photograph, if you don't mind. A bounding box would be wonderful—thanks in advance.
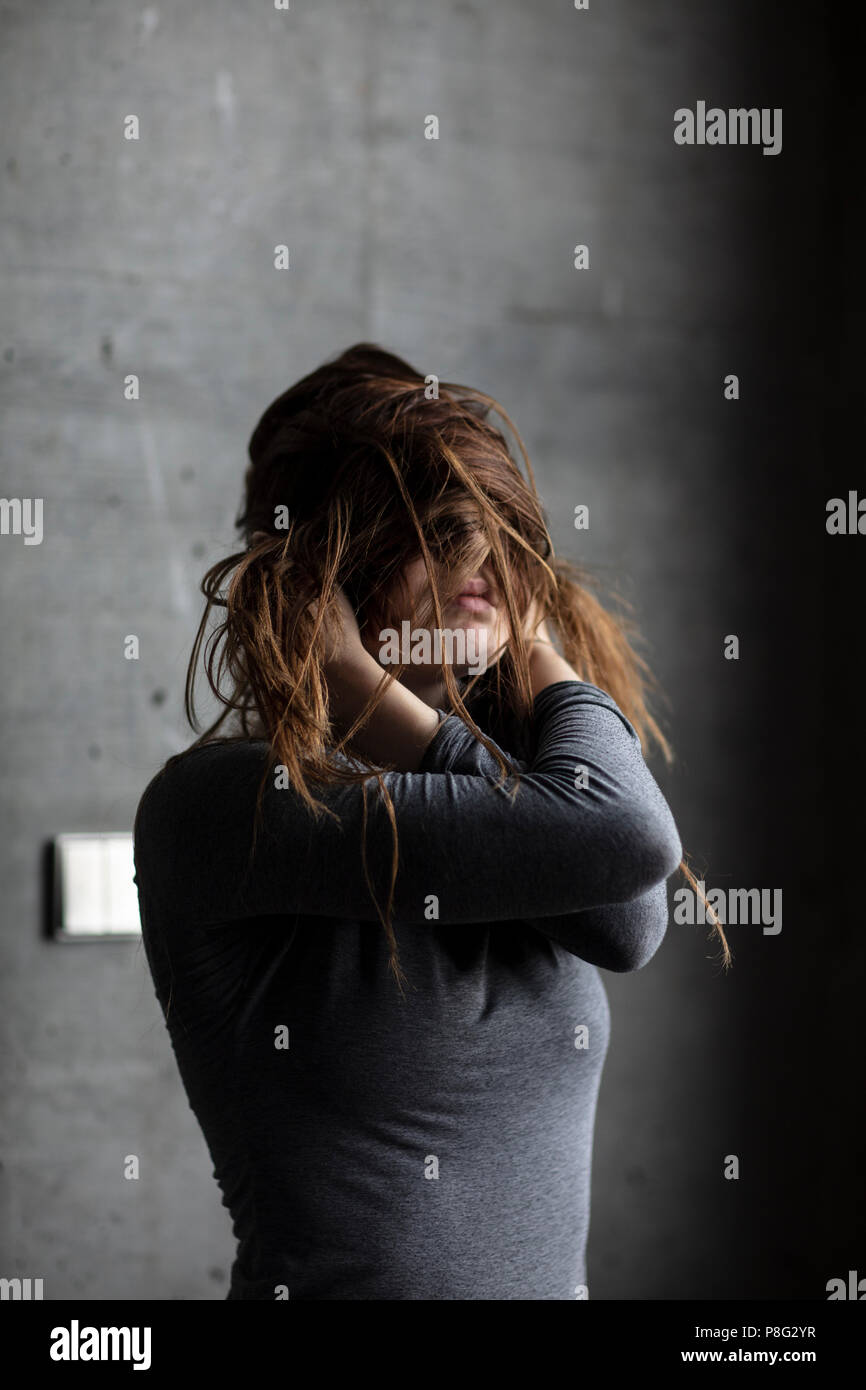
[52,833,141,940]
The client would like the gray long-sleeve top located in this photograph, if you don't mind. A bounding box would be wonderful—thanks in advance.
[133,679,683,1299]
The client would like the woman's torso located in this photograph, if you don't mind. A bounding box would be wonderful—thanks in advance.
[141,898,611,1300]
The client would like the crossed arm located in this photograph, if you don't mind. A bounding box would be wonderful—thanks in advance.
[321,626,678,973]
[413,683,677,972]
[134,639,681,972]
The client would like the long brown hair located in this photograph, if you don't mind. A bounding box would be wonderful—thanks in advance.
[181,343,730,988]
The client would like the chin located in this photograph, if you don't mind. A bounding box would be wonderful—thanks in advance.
[452,613,494,628]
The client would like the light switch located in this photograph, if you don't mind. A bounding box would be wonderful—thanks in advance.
[52,833,141,939]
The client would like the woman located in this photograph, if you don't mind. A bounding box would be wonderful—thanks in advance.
[133,343,727,1300]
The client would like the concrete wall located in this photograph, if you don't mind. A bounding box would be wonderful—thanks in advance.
[1,0,855,1299]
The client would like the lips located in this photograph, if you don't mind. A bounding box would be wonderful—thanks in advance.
[451,580,495,614]
[454,593,494,614]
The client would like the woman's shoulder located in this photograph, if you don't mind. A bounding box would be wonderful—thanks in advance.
[133,738,275,893]
[135,738,270,828]
[148,735,269,779]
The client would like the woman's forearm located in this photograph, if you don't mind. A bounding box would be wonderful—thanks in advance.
[135,679,682,927]
[329,640,584,773]
[528,640,584,698]
[321,580,582,771]
[327,650,442,771]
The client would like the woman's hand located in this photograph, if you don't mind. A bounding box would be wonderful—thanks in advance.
[311,586,369,673]
[324,588,367,670]
[249,531,365,667]
[523,597,555,649]
[522,599,586,696]
[315,585,442,769]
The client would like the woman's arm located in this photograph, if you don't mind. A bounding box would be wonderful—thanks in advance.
[527,883,671,972]
[133,677,682,935]
[325,644,442,772]
[322,589,576,772]
[416,692,672,972]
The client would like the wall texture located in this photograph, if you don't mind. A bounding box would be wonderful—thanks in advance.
[1,0,857,1300]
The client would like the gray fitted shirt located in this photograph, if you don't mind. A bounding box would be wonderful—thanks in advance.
[133,680,682,1300]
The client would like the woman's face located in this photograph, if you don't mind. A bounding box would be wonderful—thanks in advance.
[367,553,512,694]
